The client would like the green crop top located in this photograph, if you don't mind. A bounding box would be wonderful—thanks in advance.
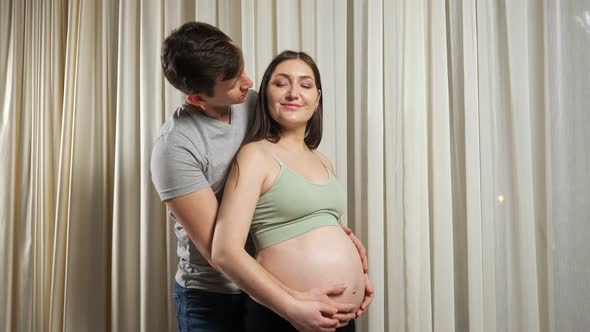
[250,144,346,250]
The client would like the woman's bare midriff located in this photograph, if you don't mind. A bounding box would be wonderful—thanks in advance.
[256,225,365,310]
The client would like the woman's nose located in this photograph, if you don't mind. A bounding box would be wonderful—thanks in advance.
[286,87,299,100]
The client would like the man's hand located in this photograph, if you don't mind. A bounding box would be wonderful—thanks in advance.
[341,225,368,273]
[356,273,374,317]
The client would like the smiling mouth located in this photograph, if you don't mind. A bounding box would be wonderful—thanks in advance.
[281,103,301,110]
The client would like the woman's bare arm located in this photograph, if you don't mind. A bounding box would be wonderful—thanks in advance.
[211,143,353,331]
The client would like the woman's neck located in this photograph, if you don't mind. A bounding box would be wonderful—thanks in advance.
[276,127,309,152]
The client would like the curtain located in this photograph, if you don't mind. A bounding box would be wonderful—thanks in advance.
[1,0,588,331]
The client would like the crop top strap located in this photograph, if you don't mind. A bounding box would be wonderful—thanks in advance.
[312,151,333,176]
[257,142,284,166]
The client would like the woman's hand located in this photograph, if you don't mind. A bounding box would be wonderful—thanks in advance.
[340,224,368,272]
[286,285,357,332]
[356,273,374,317]
[339,224,373,317]
[285,298,339,332]
[291,285,357,328]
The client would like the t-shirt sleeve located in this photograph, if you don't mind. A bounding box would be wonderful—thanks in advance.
[150,132,210,201]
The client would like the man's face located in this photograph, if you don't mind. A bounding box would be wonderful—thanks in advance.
[205,69,254,108]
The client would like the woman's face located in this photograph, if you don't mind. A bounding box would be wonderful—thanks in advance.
[266,59,320,130]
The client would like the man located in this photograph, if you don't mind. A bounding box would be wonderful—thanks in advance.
[151,22,372,331]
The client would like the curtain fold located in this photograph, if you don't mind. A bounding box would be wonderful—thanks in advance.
[2,0,589,331]
[382,1,406,331]
[52,0,117,330]
[112,0,142,330]
[426,0,455,330]
[548,2,590,330]
[2,2,30,332]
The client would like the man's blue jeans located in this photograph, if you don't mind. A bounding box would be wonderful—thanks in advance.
[173,281,247,332]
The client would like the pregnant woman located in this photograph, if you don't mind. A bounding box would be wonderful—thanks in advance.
[212,51,372,331]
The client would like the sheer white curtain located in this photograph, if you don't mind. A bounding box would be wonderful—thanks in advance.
[545,2,590,330]
[1,0,589,331]
[349,0,589,331]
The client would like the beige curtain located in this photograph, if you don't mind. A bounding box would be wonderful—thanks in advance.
[2,0,589,331]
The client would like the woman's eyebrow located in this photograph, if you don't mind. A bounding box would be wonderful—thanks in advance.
[273,73,315,81]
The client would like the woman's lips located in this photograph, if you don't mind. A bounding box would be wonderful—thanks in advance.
[281,103,301,110]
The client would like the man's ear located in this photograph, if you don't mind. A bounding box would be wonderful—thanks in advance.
[186,93,207,108]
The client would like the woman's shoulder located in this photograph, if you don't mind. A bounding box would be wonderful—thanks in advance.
[232,141,278,185]
[313,149,336,174]
[237,141,272,164]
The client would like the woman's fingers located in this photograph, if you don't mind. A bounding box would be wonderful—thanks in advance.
[348,232,368,272]
[355,275,374,317]
[332,311,356,322]
[335,302,356,313]
[362,274,375,309]
[318,304,340,331]
[318,301,338,316]
[322,284,347,297]
[319,316,339,328]
[341,224,353,235]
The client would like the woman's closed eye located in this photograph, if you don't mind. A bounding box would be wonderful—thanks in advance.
[300,79,315,89]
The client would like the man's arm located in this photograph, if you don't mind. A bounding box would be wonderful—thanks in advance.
[151,132,220,263]
[164,187,219,265]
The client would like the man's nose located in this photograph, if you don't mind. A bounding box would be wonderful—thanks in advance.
[241,72,253,89]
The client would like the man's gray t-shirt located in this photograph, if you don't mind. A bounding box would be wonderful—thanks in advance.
[150,90,257,294]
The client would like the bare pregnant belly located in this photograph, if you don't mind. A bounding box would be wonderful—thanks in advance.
[256,225,365,310]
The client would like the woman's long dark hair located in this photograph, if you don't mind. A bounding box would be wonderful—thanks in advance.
[244,50,323,149]
[230,50,324,185]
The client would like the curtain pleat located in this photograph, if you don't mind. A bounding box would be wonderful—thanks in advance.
[138,1,168,331]
[112,0,141,330]
[366,0,386,331]
[460,0,486,331]
[427,0,455,330]
[382,1,406,331]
